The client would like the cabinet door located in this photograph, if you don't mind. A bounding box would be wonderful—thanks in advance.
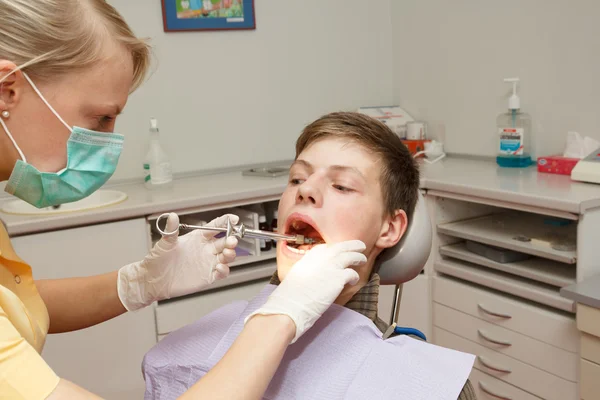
[11,218,155,400]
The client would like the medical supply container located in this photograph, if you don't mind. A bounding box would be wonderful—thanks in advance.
[496,78,533,168]
[144,117,173,189]
[402,139,431,157]
[258,214,271,251]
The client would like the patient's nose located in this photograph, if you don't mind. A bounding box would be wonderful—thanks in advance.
[296,180,323,207]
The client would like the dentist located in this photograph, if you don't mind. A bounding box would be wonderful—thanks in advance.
[0,1,365,399]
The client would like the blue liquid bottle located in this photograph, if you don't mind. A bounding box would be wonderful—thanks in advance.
[496,78,532,167]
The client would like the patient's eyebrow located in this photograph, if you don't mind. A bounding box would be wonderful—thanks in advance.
[291,159,313,171]
[292,160,366,181]
[329,165,366,181]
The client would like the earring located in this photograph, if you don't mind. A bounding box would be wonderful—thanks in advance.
[1,111,9,119]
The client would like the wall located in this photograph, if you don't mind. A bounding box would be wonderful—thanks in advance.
[391,0,600,159]
[108,0,394,181]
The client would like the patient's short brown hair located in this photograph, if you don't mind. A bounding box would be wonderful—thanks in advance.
[296,112,420,219]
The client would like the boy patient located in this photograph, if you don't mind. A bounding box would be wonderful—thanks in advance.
[143,112,475,399]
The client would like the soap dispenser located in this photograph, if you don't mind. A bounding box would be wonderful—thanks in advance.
[143,117,173,189]
[496,78,532,167]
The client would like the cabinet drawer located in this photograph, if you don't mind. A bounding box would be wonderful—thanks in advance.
[434,327,577,400]
[156,278,269,335]
[433,276,578,352]
[577,303,600,338]
[581,359,600,400]
[581,333,600,365]
[469,368,541,400]
[434,303,577,381]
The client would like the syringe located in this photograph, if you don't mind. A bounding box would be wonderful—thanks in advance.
[155,213,316,245]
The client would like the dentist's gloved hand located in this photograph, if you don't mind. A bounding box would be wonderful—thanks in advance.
[245,240,366,343]
[117,212,239,311]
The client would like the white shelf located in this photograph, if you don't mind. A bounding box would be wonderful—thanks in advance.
[440,243,576,288]
[435,259,575,313]
[437,212,577,264]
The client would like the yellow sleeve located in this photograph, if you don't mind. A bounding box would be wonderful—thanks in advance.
[0,305,60,400]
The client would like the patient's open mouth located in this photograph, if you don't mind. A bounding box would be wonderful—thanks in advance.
[285,215,325,254]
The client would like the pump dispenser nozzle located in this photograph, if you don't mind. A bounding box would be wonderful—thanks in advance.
[150,117,159,132]
[504,77,520,110]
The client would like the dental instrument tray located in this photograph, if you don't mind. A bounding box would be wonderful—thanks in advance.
[465,240,531,264]
[242,166,289,178]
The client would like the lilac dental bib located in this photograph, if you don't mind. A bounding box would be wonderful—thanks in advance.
[143,285,474,400]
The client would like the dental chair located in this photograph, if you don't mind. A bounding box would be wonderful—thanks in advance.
[375,191,432,339]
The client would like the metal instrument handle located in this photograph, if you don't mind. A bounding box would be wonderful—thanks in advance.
[155,213,179,236]
[155,213,230,237]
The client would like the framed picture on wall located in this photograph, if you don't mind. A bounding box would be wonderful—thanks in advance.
[161,0,255,32]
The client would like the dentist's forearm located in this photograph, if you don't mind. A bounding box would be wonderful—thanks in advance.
[36,271,126,333]
[179,314,295,400]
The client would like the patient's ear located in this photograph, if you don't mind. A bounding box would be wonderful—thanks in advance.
[376,209,407,249]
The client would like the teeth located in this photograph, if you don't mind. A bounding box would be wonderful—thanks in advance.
[292,221,300,230]
[286,245,307,255]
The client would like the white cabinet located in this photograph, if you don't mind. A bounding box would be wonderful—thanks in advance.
[424,190,600,399]
[574,304,600,400]
[11,218,156,400]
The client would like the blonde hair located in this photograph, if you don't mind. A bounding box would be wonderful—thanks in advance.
[0,0,150,91]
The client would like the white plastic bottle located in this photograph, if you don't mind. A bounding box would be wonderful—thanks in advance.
[143,118,173,189]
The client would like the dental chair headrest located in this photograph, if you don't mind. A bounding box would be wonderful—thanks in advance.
[375,191,432,285]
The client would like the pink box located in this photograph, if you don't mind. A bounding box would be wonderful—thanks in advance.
[537,155,580,175]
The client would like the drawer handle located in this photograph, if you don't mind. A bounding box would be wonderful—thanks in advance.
[478,329,512,346]
[478,356,512,374]
[478,303,512,319]
[479,381,513,400]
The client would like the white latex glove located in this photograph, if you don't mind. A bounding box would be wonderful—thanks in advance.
[117,212,239,311]
[245,240,367,343]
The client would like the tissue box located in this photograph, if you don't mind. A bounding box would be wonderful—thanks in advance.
[537,155,580,175]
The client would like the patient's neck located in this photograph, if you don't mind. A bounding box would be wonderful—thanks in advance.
[334,265,374,306]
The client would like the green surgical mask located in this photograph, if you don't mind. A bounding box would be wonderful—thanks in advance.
[0,73,124,208]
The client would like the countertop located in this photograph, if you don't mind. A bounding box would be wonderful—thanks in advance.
[2,156,600,236]
[0,171,289,236]
[560,274,600,309]
[422,157,600,214]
